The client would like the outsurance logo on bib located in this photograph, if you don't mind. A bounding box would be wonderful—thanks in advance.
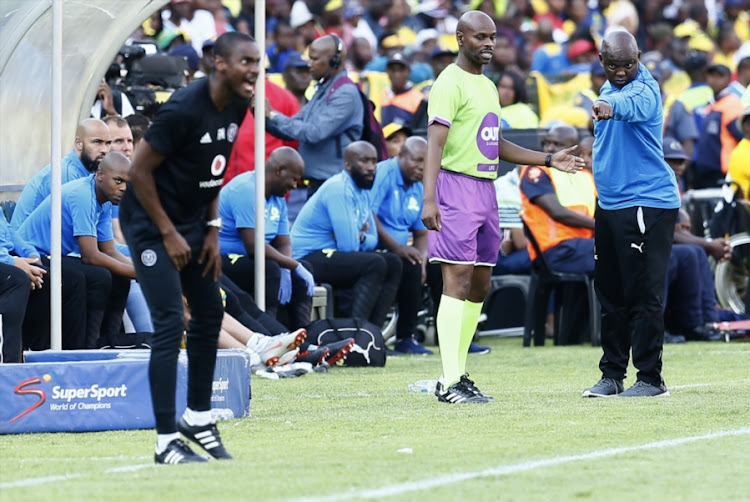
[476,113,499,160]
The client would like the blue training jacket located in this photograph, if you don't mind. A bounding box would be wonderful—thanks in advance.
[593,63,680,210]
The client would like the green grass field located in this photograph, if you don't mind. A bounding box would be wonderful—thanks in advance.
[2,337,749,502]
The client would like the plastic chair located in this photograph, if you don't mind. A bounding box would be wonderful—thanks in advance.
[522,224,600,346]
[479,275,530,337]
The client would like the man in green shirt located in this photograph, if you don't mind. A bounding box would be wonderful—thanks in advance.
[421,10,584,404]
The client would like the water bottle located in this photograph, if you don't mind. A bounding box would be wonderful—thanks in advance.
[211,408,235,421]
[408,380,437,393]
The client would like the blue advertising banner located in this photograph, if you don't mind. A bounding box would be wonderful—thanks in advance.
[0,349,250,435]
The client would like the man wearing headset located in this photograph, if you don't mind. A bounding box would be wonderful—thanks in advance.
[264,34,365,198]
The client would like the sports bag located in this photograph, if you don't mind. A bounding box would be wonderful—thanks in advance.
[305,318,386,367]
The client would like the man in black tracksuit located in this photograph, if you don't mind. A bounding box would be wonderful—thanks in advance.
[120,32,260,464]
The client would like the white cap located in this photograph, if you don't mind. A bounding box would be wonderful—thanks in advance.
[412,28,438,51]
[290,0,314,29]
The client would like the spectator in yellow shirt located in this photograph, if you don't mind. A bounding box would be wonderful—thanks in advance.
[728,105,750,201]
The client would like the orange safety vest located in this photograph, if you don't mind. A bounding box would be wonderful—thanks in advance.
[704,93,743,174]
[520,165,597,261]
[377,86,425,124]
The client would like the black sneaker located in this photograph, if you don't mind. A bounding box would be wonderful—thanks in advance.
[435,381,489,404]
[582,377,624,398]
[154,438,208,465]
[296,346,330,366]
[619,380,670,397]
[177,417,234,460]
[460,373,493,400]
[323,338,355,365]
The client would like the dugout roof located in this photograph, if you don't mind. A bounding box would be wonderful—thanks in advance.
[0,0,169,192]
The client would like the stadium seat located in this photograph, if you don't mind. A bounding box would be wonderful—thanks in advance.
[479,274,530,337]
[522,223,600,347]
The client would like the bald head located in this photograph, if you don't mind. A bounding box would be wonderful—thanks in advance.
[401,136,427,156]
[601,29,638,58]
[96,151,130,205]
[345,141,378,189]
[75,118,111,172]
[455,10,496,72]
[76,118,109,140]
[399,136,427,184]
[267,146,304,173]
[266,146,304,197]
[310,34,346,79]
[599,29,641,88]
[99,151,130,173]
[544,125,578,154]
[345,141,377,163]
[456,10,495,34]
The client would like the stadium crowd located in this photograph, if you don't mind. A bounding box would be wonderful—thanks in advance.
[3,0,750,367]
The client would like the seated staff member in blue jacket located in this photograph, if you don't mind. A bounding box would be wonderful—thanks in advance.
[371,136,432,355]
[0,216,44,363]
[18,151,135,350]
[291,141,402,327]
[0,217,86,360]
[264,34,364,197]
[11,118,111,230]
[218,146,315,330]
[119,32,258,464]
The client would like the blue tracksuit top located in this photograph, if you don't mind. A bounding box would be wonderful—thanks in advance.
[218,171,289,255]
[593,63,680,210]
[0,216,39,265]
[266,72,364,181]
[11,150,91,230]
[370,156,426,246]
[17,174,112,256]
[290,171,377,260]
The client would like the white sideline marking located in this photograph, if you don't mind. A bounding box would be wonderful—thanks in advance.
[0,464,153,489]
[287,428,750,502]
[3,428,749,491]
[0,474,84,488]
[671,383,715,389]
[15,456,150,462]
[672,379,750,390]
[106,464,153,473]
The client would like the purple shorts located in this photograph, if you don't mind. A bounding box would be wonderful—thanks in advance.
[428,169,501,266]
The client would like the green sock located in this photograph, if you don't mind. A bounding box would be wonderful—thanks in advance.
[458,300,484,376]
[436,295,464,387]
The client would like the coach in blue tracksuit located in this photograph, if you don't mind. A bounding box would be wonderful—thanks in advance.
[582,30,680,399]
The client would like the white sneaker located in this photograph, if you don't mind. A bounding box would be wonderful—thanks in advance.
[277,348,300,366]
[246,329,306,366]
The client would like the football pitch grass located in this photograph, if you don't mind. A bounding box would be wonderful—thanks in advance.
[2,337,749,502]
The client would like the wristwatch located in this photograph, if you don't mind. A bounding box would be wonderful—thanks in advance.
[544,154,552,168]
[206,218,222,230]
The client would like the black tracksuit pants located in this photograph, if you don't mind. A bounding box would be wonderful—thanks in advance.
[594,206,678,387]
[123,222,223,435]
[302,250,402,327]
